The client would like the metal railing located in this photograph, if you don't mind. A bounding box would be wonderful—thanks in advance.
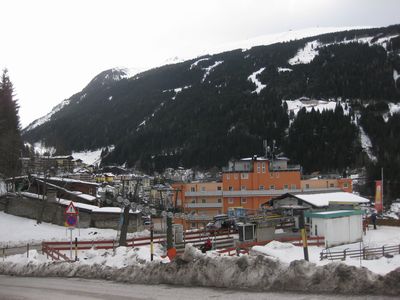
[320,244,400,261]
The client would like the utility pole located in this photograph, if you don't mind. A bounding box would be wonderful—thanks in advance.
[381,167,384,211]
[119,178,140,246]
[299,209,309,261]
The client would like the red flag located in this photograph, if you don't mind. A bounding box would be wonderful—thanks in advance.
[375,181,383,213]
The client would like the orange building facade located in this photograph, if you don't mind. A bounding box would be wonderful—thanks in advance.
[172,156,353,229]
[222,157,301,212]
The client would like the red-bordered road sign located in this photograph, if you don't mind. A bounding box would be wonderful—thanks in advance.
[65,202,78,215]
[66,215,77,227]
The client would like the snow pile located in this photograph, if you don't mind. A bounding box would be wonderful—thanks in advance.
[1,246,400,295]
[251,241,323,264]
[78,245,169,267]
[288,40,321,65]
[247,67,266,94]
[201,61,223,83]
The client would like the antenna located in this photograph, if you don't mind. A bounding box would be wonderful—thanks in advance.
[263,139,268,158]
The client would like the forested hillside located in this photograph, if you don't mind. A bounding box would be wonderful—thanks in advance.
[23,24,400,198]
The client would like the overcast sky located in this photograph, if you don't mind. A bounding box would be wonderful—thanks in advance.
[1,0,399,128]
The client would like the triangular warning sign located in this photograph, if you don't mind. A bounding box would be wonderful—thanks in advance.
[65,202,78,214]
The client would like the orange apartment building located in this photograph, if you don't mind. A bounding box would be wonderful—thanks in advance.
[222,156,302,212]
[172,156,353,229]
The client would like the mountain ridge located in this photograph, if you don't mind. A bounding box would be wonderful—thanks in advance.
[23,24,400,183]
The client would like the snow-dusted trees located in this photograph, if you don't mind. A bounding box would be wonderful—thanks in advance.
[0,69,22,177]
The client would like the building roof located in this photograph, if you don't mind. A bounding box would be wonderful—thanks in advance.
[305,210,365,219]
[271,191,369,208]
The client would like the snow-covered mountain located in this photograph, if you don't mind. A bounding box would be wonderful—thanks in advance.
[23,24,400,178]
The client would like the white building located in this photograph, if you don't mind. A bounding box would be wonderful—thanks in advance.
[305,210,364,247]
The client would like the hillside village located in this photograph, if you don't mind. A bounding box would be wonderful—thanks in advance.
[2,16,400,297]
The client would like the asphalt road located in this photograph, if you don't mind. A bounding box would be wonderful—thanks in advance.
[0,275,397,300]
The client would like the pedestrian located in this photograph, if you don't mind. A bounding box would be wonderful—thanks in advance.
[371,210,377,230]
[200,238,212,253]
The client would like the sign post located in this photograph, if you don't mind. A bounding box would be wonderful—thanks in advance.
[65,202,79,260]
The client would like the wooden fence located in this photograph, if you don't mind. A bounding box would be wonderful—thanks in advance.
[320,244,400,261]
[217,236,325,256]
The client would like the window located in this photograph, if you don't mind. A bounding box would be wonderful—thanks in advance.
[262,162,266,173]
[259,185,264,190]
[257,163,261,173]
[305,184,310,189]
[191,199,196,203]
[201,199,206,203]
[201,186,206,192]
[217,198,222,203]
[226,174,230,180]
[291,184,296,190]
[241,173,248,179]
[229,186,233,191]
[241,186,246,190]
[241,198,247,204]
[343,183,349,188]
[217,186,222,191]
[234,174,238,180]
[190,187,195,192]
[228,198,234,204]
[330,183,334,188]
[270,185,275,190]
[191,223,196,228]
[284,184,288,190]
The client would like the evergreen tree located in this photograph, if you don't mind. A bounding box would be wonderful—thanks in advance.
[0,69,22,177]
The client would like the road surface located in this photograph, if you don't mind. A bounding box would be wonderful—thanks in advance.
[0,275,397,300]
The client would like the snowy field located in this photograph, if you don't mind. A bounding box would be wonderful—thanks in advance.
[1,212,400,295]
[0,211,149,248]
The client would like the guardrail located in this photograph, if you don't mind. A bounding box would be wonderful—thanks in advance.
[1,243,36,261]
[320,244,400,261]
[41,228,237,260]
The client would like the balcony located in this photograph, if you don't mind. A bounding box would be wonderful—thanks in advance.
[185,191,223,197]
[186,202,223,208]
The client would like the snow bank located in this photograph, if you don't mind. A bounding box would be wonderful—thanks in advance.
[1,246,400,296]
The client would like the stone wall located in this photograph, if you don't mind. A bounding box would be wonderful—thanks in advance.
[0,193,142,232]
